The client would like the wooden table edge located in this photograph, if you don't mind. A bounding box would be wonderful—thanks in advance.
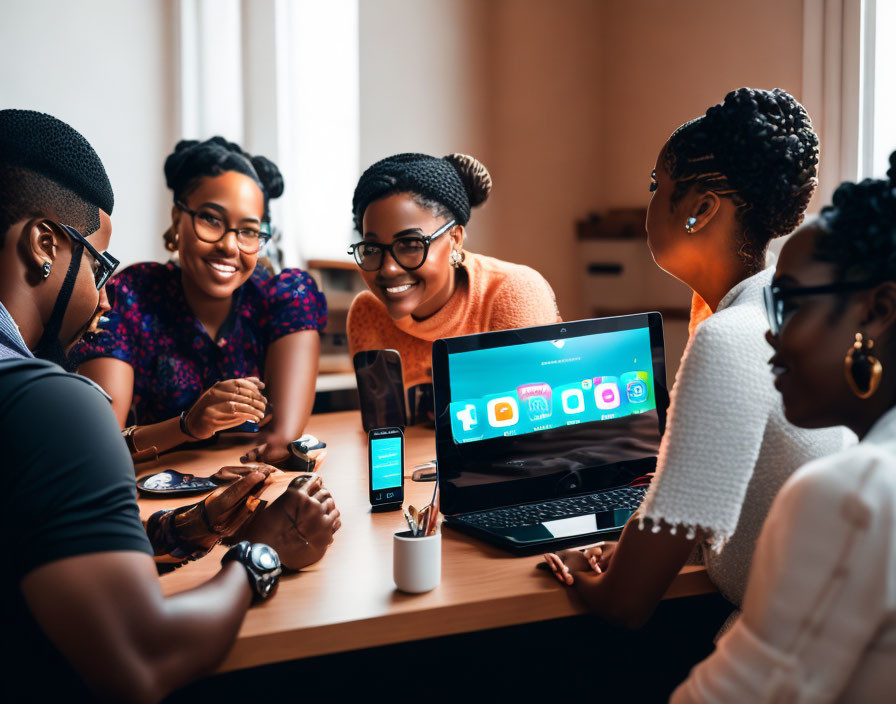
[216,565,715,672]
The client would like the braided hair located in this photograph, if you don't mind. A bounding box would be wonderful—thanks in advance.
[0,109,114,244]
[666,88,819,273]
[814,150,896,284]
[352,152,492,232]
[163,137,283,250]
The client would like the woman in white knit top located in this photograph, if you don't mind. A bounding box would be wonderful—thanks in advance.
[673,153,896,703]
[543,89,847,624]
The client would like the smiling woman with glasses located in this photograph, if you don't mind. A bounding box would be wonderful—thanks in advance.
[346,152,560,423]
[671,152,896,704]
[74,137,327,466]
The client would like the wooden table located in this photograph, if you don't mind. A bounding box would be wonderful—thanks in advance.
[139,410,713,673]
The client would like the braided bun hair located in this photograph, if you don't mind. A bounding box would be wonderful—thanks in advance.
[163,136,283,250]
[814,150,896,284]
[666,88,819,272]
[352,152,492,232]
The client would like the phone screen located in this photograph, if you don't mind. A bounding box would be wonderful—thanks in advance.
[369,427,404,507]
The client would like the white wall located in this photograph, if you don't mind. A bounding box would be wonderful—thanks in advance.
[0,0,177,266]
[359,0,494,243]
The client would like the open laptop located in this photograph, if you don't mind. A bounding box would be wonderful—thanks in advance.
[432,313,669,555]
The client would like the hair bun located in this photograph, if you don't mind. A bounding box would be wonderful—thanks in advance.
[162,137,284,215]
[445,153,492,207]
[163,139,201,190]
[251,155,284,200]
[707,87,819,240]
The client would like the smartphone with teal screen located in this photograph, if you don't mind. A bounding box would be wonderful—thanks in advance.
[368,426,404,511]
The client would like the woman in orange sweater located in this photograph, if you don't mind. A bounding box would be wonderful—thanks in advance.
[347,152,560,420]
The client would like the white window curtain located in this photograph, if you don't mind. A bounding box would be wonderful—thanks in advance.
[801,0,864,207]
[860,0,896,178]
[176,0,360,267]
[802,0,896,200]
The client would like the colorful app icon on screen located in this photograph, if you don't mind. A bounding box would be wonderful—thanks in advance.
[581,378,593,390]
[487,396,519,427]
[455,403,478,431]
[561,388,585,414]
[621,371,650,404]
[593,376,621,410]
[517,382,552,421]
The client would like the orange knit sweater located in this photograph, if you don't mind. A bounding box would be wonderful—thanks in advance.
[347,252,561,389]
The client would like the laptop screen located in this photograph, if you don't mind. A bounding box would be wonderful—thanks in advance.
[432,314,669,515]
[447,326,656,444]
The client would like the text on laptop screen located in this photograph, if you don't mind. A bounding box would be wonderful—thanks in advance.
[447,326,655,444]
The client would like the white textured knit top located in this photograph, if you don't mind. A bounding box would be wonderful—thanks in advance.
[672,405,896,704]
[641,266,849,606]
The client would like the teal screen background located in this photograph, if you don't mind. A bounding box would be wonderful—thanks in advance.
[371,436,403,490]
[447,327,655,444]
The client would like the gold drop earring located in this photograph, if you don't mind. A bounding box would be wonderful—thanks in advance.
[845,332,883,399]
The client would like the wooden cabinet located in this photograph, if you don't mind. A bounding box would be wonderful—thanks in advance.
[306,260,366,411]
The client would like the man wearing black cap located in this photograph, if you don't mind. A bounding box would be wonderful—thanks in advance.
[0,110,334,702]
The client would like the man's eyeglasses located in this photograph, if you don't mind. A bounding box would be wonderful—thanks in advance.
[176,201,272,254]
[57,223,120,290]
[347,220,456,272]
[764,280,880,335]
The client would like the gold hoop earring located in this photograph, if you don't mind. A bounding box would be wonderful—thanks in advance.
[450,249,465,268]
[845,332,883,399]
[164,227,179,253]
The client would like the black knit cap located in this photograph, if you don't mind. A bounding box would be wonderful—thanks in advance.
[0,109,114,214]
[352,152,492,232]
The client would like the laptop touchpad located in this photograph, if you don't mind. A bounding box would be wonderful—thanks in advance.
[541,514,598,538]
[497,508,635,545]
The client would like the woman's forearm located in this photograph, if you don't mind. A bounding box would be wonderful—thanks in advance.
[130,415,193,458]
[264,331,320,444]
[572,520,698,629]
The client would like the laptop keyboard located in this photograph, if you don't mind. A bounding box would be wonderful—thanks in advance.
[455,485,647,530]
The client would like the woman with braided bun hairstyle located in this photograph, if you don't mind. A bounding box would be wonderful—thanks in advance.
[542,89,848,645]
[76,137,328,465]
[673,154,896,703]
[347,152,560,419]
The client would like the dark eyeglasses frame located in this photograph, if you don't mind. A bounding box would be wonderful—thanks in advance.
[347,219,457,271]
[764,280,880,335]
[56,222,120,290]
[175,201,272,253]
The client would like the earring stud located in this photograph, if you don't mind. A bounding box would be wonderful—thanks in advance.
[685,217,698,234]
[41,261,52,279]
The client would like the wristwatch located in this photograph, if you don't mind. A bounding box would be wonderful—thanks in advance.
[221,541,282,601]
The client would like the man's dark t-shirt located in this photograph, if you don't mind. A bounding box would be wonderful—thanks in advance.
[0,359,152,701]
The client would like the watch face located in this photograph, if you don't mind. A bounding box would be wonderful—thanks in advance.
[250,543,281,572]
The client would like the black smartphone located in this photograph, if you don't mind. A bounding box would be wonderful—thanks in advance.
[368,426,404,511]
[353,349,407,432]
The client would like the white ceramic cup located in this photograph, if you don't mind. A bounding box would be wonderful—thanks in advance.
[393,530,441,593]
